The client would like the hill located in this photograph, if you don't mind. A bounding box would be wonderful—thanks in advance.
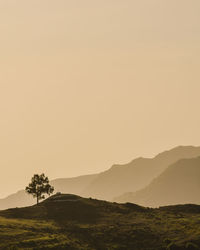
[114,157,200,207]
[0,194,200,249]
[82,146,200,200]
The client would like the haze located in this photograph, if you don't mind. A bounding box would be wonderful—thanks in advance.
[0,0,200,198]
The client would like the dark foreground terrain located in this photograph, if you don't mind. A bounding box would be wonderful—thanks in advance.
[0,194,200,250]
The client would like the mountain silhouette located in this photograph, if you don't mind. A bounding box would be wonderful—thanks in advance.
[51,173,98,195]
[1,145,200,210]
[82,146,200,200]
[114,156,200,207]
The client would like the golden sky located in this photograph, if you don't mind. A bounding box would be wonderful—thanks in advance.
[0,0,200,197]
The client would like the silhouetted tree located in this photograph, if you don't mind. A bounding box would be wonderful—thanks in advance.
[26,174,54,204]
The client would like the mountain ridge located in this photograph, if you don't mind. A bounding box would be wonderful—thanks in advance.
[82,145,200,200]
[1,145,200,210]
[114,156,200,207]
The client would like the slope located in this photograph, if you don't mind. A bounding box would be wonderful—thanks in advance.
[0,194,200,249]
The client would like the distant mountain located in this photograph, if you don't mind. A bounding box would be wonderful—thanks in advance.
[114,157,200,207]
[0,190,35,210]
[82,146,200,200]
[51,174,98,195]
[0,174,97,210]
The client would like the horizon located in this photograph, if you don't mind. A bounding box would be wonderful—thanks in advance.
[1,0,200,198]
[1,144,200,199]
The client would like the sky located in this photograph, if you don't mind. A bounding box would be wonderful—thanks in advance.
[0,0,200,197]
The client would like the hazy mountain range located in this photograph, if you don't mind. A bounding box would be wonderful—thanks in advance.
[82,145,200,200]
[0,145,200,210]
[114,156,200,207]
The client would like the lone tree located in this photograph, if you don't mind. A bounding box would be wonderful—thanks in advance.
[26,174,54,204]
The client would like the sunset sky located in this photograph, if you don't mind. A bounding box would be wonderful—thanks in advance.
[0,0,200,197]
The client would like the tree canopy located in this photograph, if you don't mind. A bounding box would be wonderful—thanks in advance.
[26,174,54,204]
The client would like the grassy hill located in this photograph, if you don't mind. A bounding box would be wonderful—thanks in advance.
[114,157,200,207]
[0,194,200,249]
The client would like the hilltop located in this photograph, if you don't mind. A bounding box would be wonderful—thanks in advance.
[0,194,200,249]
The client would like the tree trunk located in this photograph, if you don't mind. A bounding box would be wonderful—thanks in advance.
[37,195,39,205]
